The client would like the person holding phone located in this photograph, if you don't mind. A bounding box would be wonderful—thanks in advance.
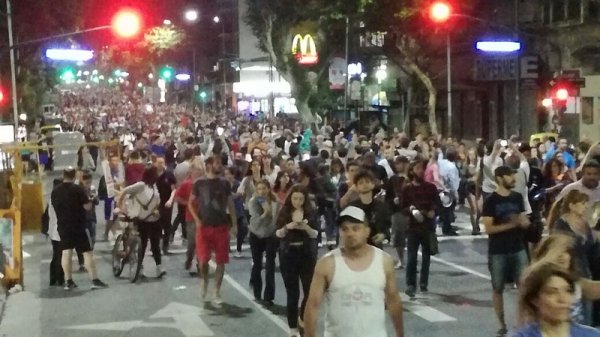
[248,180,279,306]
[275,185,319,337]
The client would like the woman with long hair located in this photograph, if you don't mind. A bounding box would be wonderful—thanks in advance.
[551,190,595,278]
[463,148,481,235]
[529,234,600,326]
[275,185,319,337]
[513,262,600,337]
[248,179,279,306]
[261,154,280,186]
[235,159,263,257]
[117,166,165,279]
[543,157,571,216]
[273,171,293,204]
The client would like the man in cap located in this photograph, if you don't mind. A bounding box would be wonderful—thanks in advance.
[304,206,404,337]
[481,166,531,337]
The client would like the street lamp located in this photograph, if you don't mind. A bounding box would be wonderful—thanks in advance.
[184,9,199,22]
[375,65,387,107]
[213,16,220,24]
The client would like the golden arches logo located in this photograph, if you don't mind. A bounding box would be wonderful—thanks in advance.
[291,34,318,65]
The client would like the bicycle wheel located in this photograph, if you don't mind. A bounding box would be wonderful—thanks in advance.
[127,236,143,283]
[111,234,125,277]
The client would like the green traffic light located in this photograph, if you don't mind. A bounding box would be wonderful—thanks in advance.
[160,66,174,80]
[199,91,207,99]
[60,68,75,82]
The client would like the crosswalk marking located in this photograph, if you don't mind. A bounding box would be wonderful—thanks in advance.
[400,293,457,322]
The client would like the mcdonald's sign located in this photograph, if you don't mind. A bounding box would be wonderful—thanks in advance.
[291,34,318,65]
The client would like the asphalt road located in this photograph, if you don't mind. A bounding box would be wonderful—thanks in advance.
[1,212,523,337]
[0,173,522,337]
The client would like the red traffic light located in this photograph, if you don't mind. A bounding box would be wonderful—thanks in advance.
[111,8,142,38]
[430,2,452,23]
[555,88,569,101]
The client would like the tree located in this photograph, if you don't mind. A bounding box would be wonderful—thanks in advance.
[144,25,186,56]
[360,0,480,136]
[245,0,361,124]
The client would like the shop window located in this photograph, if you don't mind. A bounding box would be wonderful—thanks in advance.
[589,1,600,20]
[567,0,582,20]
[553,0,566,21]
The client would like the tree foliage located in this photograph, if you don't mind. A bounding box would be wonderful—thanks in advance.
[144,26,186,56]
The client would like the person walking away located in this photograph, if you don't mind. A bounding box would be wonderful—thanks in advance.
[188,157,238,305]
[51,168,108,291]
[401,159,440,298]
[304,206,404,337]
[154,156,176,254]
[248,179,279,306]
[481,166,531,337]
[275,185,319,337]
[76,172,99,272]
[118,166,166,279]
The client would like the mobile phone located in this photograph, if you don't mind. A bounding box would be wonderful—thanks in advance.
[500,140,508,147]
[257,197,266,204]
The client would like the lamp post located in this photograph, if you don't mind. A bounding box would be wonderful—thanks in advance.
[7,0,18,139]
[375,65,387,108]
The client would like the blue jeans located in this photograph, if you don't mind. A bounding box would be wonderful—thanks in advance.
[488,250,528,293]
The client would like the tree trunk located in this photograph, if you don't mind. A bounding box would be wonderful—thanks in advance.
[295,98,315,124]
[404,60,438,136]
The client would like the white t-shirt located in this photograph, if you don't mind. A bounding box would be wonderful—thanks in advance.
[482,154,504,194]
[512,161,532,214]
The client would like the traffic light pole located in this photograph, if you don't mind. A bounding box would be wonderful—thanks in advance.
[7,0,18,140]
[446,33,452,138]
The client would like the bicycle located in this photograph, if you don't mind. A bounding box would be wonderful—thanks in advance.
[111,215,143,283]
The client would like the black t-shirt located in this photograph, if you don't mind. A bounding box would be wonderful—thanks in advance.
[482,191,526,255]
[192,178,232,227]
[349,198,390,246]
[51,182,89,231]
[156,171,176,204]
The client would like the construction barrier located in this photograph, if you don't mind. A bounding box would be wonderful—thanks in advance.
[0,139,118,288]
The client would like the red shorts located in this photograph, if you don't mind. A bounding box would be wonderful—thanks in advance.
[195,225,230,264]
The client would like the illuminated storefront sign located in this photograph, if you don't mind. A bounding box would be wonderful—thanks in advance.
[291,34,318,65]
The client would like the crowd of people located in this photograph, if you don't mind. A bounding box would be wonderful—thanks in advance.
[36,85,600,337]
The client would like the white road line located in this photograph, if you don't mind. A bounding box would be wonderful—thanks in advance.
[419,252,491,280]
[400,293,457,322]
[208,260,289,333]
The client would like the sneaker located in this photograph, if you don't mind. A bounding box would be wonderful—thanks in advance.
[420,285,428,292]
[91,279,108,290]
[64,280,77,291]
[289,328,300,337]
[156,266,167,278]
[405,286,416,298]
[471,230,482,236]
[234,252,243,258]
[496,327,508,337]
[212,294,223,307]
[394,261,404,270]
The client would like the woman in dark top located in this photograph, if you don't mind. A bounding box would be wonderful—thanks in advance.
[543,157,571,217]
[275,185,319,337]
[401,158,440,298]
[552,189,595,279]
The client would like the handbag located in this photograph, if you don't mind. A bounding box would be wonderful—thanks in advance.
[429,231,439,256]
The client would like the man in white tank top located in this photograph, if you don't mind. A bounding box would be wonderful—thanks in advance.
[303,206,404,337]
